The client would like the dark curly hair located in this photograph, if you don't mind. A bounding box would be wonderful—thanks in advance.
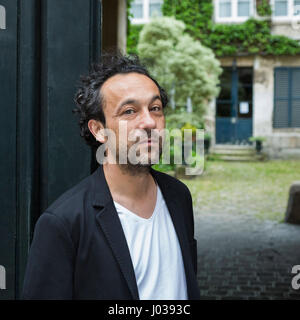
[73,52,169,148]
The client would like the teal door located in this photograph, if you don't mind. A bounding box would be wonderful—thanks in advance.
[216,67,253,144]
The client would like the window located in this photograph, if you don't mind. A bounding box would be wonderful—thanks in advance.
[130,0,163,24]
[215,0,254,23]
[215,0,300,22]
[270,0,300,19]
[238,0,251,17]
[294,0,300,15]
[274,0,288,16]
[131,0,143,19]
[273,68,300,128]
[219,0,232,17]
[149,0,163,17]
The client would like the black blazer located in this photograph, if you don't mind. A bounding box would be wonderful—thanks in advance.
[22,165,200,300]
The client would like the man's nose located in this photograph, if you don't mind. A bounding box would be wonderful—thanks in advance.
[138,109,156,129]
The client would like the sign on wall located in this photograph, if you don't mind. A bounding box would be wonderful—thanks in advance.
[239,101,249,114]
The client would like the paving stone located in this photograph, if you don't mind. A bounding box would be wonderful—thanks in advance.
[194,211,300,300]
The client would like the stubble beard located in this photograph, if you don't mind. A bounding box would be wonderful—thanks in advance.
[117,142,162,176]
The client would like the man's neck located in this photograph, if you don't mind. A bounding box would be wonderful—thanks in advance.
[103,163,155,202]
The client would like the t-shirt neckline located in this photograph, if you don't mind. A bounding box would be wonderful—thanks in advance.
[114,185,162,222]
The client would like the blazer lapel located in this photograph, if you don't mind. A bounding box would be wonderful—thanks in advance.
[91,166,140,300]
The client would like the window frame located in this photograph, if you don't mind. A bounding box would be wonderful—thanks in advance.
[214,0,300,24]
[270,0,300,23]
[214,0,255,23]
[130,0,163,25]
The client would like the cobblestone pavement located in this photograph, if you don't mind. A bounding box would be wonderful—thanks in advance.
[194,212,300,300]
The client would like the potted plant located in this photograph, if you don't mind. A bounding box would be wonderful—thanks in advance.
[204,132,212,154]
[181,122,197,141]
[249,136,266,153]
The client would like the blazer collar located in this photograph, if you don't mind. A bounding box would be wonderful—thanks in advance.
[91,165,179,206]
[91,165,199,300]
[91,164,113,208]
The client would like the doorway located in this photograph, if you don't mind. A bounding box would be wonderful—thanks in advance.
[216,67,253,144]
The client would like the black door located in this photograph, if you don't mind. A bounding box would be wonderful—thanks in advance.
[0,0,102,299]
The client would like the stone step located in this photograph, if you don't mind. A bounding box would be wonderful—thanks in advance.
[208,153,265,162]
[213,144,254,149]
[209,144,261,161]
[210,149,256,156]
[218,155,258,161]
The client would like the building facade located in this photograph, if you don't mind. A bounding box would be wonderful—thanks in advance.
[212,0,300,158]
[130,0,300,158]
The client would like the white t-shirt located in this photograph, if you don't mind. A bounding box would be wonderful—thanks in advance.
[114,185,188,300]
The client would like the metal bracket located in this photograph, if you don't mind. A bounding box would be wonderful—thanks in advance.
[0,5,6,30]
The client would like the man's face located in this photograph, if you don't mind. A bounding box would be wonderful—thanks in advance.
[100,72,165,168]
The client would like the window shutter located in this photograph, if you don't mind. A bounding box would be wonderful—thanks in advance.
[273,68,289,128]
[291,69,300,127]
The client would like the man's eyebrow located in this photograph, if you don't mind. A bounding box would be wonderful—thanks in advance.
[149,95,162,105]
[116,95,162,113]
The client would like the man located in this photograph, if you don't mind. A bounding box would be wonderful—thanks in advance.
[22,53,200,300]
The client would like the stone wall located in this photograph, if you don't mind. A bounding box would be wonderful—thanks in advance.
[271,21,300,41]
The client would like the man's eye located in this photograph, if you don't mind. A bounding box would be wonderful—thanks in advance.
[124,109,135,115]
[151,106,162,112]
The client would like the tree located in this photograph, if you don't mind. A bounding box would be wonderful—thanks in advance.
[137,16,222,123]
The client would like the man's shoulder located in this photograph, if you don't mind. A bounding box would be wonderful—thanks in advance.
[44,171,99,222]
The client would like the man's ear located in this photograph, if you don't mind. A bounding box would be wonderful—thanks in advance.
[88,119,106,144]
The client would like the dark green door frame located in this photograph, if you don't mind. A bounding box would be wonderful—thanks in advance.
[0,0,102,299]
